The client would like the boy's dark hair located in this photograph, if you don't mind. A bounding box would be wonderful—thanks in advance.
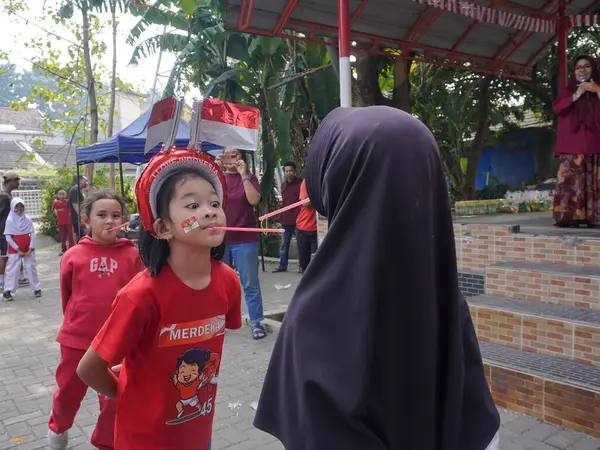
[283,161,296,171]
[176,348,210,371]
[138,167,225,277]
[82,190,128,237]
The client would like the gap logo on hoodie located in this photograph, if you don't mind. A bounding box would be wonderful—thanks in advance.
[90,256,118,278]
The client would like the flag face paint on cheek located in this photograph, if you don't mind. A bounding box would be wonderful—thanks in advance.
[181,216,200,233]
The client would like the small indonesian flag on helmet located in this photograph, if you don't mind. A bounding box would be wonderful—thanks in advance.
[144,96,184,153]
[197,98,260,151]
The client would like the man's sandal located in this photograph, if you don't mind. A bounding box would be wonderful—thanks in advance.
[250,323,266,340]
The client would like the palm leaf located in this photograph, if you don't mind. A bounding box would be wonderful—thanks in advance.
[127,4,189,45]
[129,32,190,66]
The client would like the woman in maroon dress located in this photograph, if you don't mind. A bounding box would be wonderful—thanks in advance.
[553,56,600,227]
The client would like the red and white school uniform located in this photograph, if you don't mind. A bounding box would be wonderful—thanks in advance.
[49,237,143,449]
[3,197,39,294]
[92,260,242,450]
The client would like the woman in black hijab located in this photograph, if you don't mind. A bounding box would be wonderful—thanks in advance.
[254,106,500,450]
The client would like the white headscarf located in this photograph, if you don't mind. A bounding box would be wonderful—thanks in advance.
[4,197,34,236]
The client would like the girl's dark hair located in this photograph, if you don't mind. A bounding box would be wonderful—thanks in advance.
[82,190,128,237]
[138,167,225,277]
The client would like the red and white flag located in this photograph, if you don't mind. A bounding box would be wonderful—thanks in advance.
[198,98,260,151]
[144,96,183,153]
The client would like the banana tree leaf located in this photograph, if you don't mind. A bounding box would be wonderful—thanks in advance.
[307,68,339,120]
[129,33,190,66]
[179,0,197,15]
[257,36,282,56]
[261,131,276,200]
[203,68,240,98]
[127,5,189,45]
[226,34,249,62]
[273,108,292,163]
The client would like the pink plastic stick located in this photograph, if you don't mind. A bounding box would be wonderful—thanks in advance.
[108,222,129,232]
[210,227,284,233]
[258,198,310,221]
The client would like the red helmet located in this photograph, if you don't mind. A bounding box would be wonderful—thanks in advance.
[136,148,226,237]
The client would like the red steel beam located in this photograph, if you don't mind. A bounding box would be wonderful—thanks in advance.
[494,0,551,17]
[403,6,435,41]
[524,0,600,67]
[350,0,369,25]
[404,6,444,43]
[493,30,528,60]
[284,19,532,78]
[495,1,560,66]
[238,0,256,31]
[412,9,445,43]
[451,21,480,52]
[272,0,299,36]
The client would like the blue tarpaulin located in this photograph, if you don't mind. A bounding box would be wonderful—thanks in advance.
[75,109,222,164]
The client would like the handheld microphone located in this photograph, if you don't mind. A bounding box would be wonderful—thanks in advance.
[578,74,587,84]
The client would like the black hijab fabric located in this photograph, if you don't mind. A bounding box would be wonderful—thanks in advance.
[254,106,500,450]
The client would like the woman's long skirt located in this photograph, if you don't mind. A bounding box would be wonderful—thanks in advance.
[553,154,600,226]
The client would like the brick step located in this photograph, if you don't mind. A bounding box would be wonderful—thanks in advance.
[468,294,600,367]
[480,341,600,437]
[485,261,600,310]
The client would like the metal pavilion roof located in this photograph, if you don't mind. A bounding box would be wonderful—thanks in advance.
[224,0,600,80]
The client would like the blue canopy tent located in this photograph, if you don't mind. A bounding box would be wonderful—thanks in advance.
[76,109,222,165]
[74,109,267,270]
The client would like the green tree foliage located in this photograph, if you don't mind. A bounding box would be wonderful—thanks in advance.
[128,0,339,207]
[38,166,137,236]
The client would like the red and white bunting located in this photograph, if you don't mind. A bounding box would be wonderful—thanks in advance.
[570,15,600,27]
[412,0,555,33]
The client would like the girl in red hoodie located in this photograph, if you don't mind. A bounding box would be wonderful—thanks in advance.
[48,191,143,450]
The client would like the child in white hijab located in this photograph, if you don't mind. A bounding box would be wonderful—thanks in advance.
[3,198,41,301]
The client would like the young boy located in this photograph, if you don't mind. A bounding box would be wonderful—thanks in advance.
[52,190,73,256]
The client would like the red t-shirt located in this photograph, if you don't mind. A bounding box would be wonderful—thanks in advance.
[92,260,242,450]
[8,234,30,254]
[52,200,71,226]
[296,180,317,232]
[224,172,260,244]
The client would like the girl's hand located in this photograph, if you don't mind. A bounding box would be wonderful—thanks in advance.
[17,251,24,257]
[236,159,249,177]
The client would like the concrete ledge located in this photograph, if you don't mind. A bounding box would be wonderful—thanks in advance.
[469,294,600,326]
[491,261,600,278]
[482,341,600,437]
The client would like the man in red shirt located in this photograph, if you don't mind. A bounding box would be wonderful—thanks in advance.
[52,189,74,255]
[273,162,302,273]
[296,180,318,274]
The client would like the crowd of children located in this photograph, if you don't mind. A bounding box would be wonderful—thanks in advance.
[5,105,501,450]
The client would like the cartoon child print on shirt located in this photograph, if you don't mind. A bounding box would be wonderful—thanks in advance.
[168,348,221,425]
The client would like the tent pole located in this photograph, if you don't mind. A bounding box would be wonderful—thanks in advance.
[338,0,352,107]
[76,163,82,243]
[118,154,127,239]
[251,152,266,272]
[118,154,126,197]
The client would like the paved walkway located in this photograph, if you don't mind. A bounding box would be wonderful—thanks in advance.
[0,244,599,449]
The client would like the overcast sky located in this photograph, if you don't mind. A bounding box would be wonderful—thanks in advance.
[1,0,192,98]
